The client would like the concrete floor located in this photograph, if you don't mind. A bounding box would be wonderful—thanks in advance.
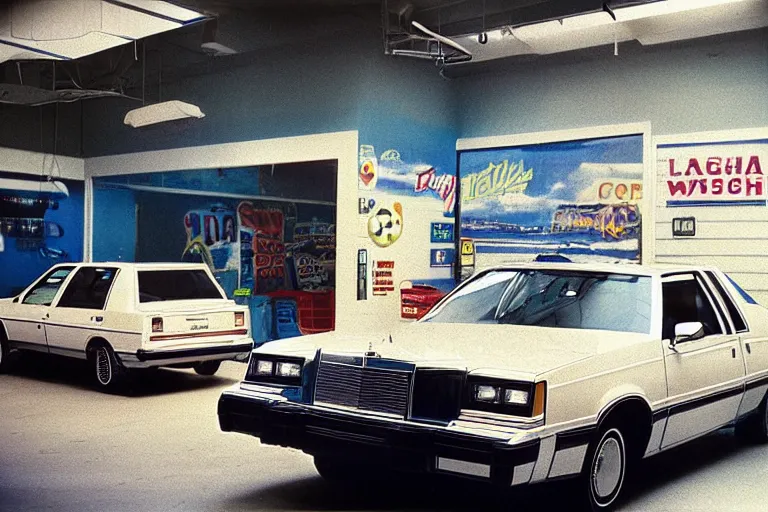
[1,354,768,512]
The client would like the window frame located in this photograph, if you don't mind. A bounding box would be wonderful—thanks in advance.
[660,271,729,341]
[20,266,77,307]
[135,268,225,304]
[55,266,120,311]
[704,270,749,334]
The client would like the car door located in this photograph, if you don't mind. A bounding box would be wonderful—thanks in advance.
[1,266,76,351]
[45,266,119,357]
[660,272,745,449]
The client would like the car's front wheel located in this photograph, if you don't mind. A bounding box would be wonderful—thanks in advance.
[194,361,221,376]
[91,344,128,392]
[583,427,628,511]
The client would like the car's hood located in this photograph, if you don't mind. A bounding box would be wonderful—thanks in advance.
[257,322,652,378]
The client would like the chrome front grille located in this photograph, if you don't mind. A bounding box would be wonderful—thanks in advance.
[314,354,413,417]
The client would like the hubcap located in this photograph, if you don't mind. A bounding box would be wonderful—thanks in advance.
[96,348,112,385]
[592,435,623,499]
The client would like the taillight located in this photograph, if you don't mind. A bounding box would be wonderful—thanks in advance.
[234,311,245,327]
[152,317,163,333]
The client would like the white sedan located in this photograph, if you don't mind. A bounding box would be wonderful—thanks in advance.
[0,262,253,391]
[217,262,768,511]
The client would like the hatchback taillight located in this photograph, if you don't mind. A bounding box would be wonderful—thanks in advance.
[152,317,163,333]
[234,312,245,327]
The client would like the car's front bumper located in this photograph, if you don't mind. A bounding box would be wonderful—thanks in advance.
[218,387,545,486]
[117,340,253,368]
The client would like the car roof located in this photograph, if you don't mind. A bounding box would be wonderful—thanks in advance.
[475,261,716,277]
[57,262,209,271]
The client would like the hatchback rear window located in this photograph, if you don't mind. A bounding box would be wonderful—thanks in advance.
[138,270,223,303]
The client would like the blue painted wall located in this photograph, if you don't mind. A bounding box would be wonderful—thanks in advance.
[0,176,84,297]
[92,187,136,263]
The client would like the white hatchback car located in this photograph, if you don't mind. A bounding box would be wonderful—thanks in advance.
[0,262,253,391]
[218,262,768,511]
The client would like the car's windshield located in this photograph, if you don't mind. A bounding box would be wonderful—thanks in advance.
[422,269,652,334]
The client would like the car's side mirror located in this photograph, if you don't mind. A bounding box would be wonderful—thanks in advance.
[671,321,705,348]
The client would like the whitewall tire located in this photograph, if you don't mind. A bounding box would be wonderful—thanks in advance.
[585,428,627,511]
[91,344,127,392]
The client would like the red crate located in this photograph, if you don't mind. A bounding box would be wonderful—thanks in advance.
[265,289,335,335]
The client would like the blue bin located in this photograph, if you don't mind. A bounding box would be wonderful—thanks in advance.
[249,295,273,346]
[274,299,302,339]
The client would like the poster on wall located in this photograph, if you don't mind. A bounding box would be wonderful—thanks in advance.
[0,174,83,297]
[458,134,644,272]
[657,138,767,207]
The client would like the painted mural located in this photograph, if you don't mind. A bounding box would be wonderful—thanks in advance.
[181,199,336,341]
[0,174,84,297]
[459,135,644,271]
[357,144,458,320]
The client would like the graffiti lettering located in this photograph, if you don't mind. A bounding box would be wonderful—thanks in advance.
[669,155,762,177]
[666,176,765,198]
[599,182,642,202]
[415,167,456,215]
[461,160,533,202]
[551,203,640,240]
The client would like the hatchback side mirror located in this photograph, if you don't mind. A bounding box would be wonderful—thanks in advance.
[671,321,705,348]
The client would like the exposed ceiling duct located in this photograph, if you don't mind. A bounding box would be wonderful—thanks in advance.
[0,0,208,64]
[0,82,131,105]
[447,0,768,64]
[385,0,768,69]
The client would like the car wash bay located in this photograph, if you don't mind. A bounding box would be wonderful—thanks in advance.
[3,360,768,512]
[2,0,768,511]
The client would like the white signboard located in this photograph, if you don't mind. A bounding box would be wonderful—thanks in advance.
[657,139,767,207]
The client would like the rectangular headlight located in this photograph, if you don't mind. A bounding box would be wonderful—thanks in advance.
[474,384,500,403]
[503,389,530,405]
[255,360,274,376]
[276,362,302,378]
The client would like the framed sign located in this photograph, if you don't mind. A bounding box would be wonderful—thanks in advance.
[430,248,455,267]
[430,222,454,243]
[672,217,696,237]
[657,136,767,207]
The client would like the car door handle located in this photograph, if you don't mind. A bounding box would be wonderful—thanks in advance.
[746,343,751,354]
[91,316,103,323]
[732,347,737,358]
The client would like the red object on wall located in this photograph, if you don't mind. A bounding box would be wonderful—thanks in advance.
[265,289,335,335]
[400,285,445,320]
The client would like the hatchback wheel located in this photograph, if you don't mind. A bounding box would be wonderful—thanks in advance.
[0,334,10,374]
[194,361,221,376]
[91,344,127,392]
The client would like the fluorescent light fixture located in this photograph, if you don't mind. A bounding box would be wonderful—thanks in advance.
[0,0,207,64]
[201,42,237,56]
[0,177,70,196]
[124,100,205,128]
[613,0,751,22]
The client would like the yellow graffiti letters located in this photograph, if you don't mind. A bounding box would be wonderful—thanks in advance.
[462,160,534,201]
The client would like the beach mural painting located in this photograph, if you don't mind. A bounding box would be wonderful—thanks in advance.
[459,134,644,273]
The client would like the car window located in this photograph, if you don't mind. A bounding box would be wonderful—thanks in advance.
[22,267,75,306]
[705,271,748,333]
[422,269,652,335]
[138,269,223,303]
[662,274,723,341]
[57,267,119,310]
